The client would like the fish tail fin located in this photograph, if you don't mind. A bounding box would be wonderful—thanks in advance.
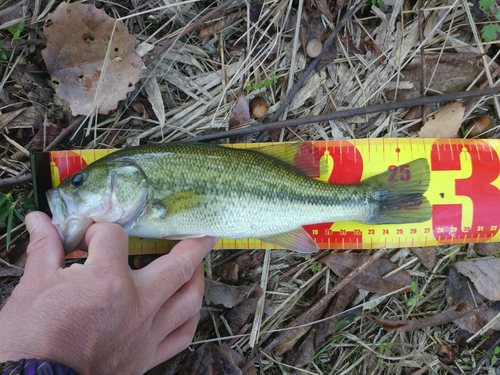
[362,158,431,224]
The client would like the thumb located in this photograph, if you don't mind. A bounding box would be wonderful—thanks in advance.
[24,211,65,276]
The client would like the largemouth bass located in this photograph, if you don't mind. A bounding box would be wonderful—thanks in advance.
[46,143,431,254]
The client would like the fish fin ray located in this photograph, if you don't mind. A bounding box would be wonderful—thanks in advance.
[260,228,319,253]
[362,158,431,224]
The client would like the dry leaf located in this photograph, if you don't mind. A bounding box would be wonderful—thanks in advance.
[418,101,465,138]
[219,261,240,283]
[42,2,143,116]
[365,302,473,333]
[176,343,242,375]
[321,253,412,294]
[473,243,500,256]
[228,91,255,128]
[315,283,358,348]
[410,247,436,270]
[454,258,500,301]
[0,263,24,278]
[275,287,330,356]
[204,278,250,308]
[288,329,316,368]
[386,54,482,101]
[223,286,263,335]
[446,266,500,334]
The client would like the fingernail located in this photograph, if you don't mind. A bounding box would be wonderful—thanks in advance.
[25,213,39,233]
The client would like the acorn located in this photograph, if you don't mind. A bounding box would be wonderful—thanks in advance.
[465,115,491,137]
[437,345,456,364]
[250,96,267,118]
[306,39,322,58]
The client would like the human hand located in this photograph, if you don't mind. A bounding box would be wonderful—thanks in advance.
[0,211,216,375]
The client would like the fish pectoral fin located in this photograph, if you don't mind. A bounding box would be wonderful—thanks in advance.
[259,228,319,253]
[155,190,205,218]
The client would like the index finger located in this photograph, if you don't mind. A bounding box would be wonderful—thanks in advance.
[83,222,130,268]
[136,236,216,311]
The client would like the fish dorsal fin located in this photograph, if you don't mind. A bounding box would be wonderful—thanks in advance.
[250,143,326,178]
[259,227,319,253]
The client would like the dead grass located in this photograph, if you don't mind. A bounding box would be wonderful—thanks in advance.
[1,0,500,374]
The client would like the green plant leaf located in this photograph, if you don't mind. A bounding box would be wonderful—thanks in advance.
[20,196,35,211]
[492,355,498,366]
[407,297,417,306]
[13,207,24,223]
[0,192,9,207]
[18,21,24,31]
[494,346,500,355]
[263,79,271,87]
[245,85,253,92]
[0,202,13,222]
[411,281,418,293]
[495,10,500,21]
[482,23,500,43]
[479,0,496,12]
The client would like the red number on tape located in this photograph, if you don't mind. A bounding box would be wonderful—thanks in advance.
[431,140,500,242]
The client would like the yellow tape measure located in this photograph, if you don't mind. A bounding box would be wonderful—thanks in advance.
[47,138,500,255]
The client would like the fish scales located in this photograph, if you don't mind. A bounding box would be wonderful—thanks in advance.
[46,143,431,253]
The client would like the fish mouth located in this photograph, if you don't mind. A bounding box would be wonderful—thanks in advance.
[46,188,93,254]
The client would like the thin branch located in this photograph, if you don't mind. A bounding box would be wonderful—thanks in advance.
[187,86,500,142]
[0,173,32,189]
[44,115,86,152]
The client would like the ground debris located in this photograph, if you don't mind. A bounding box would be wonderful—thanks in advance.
[446,266,500,334]
[321,252,412,294]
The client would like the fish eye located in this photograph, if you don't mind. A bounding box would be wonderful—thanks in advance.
[71,173,85,187]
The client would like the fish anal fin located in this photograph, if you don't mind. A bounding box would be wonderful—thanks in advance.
[155,190,205,218]
[260,227,319,253]
[251,143,324,178]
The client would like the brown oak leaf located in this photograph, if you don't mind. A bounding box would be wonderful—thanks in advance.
[42,2,143,115]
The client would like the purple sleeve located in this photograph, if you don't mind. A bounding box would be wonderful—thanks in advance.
[0,359,77,375]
